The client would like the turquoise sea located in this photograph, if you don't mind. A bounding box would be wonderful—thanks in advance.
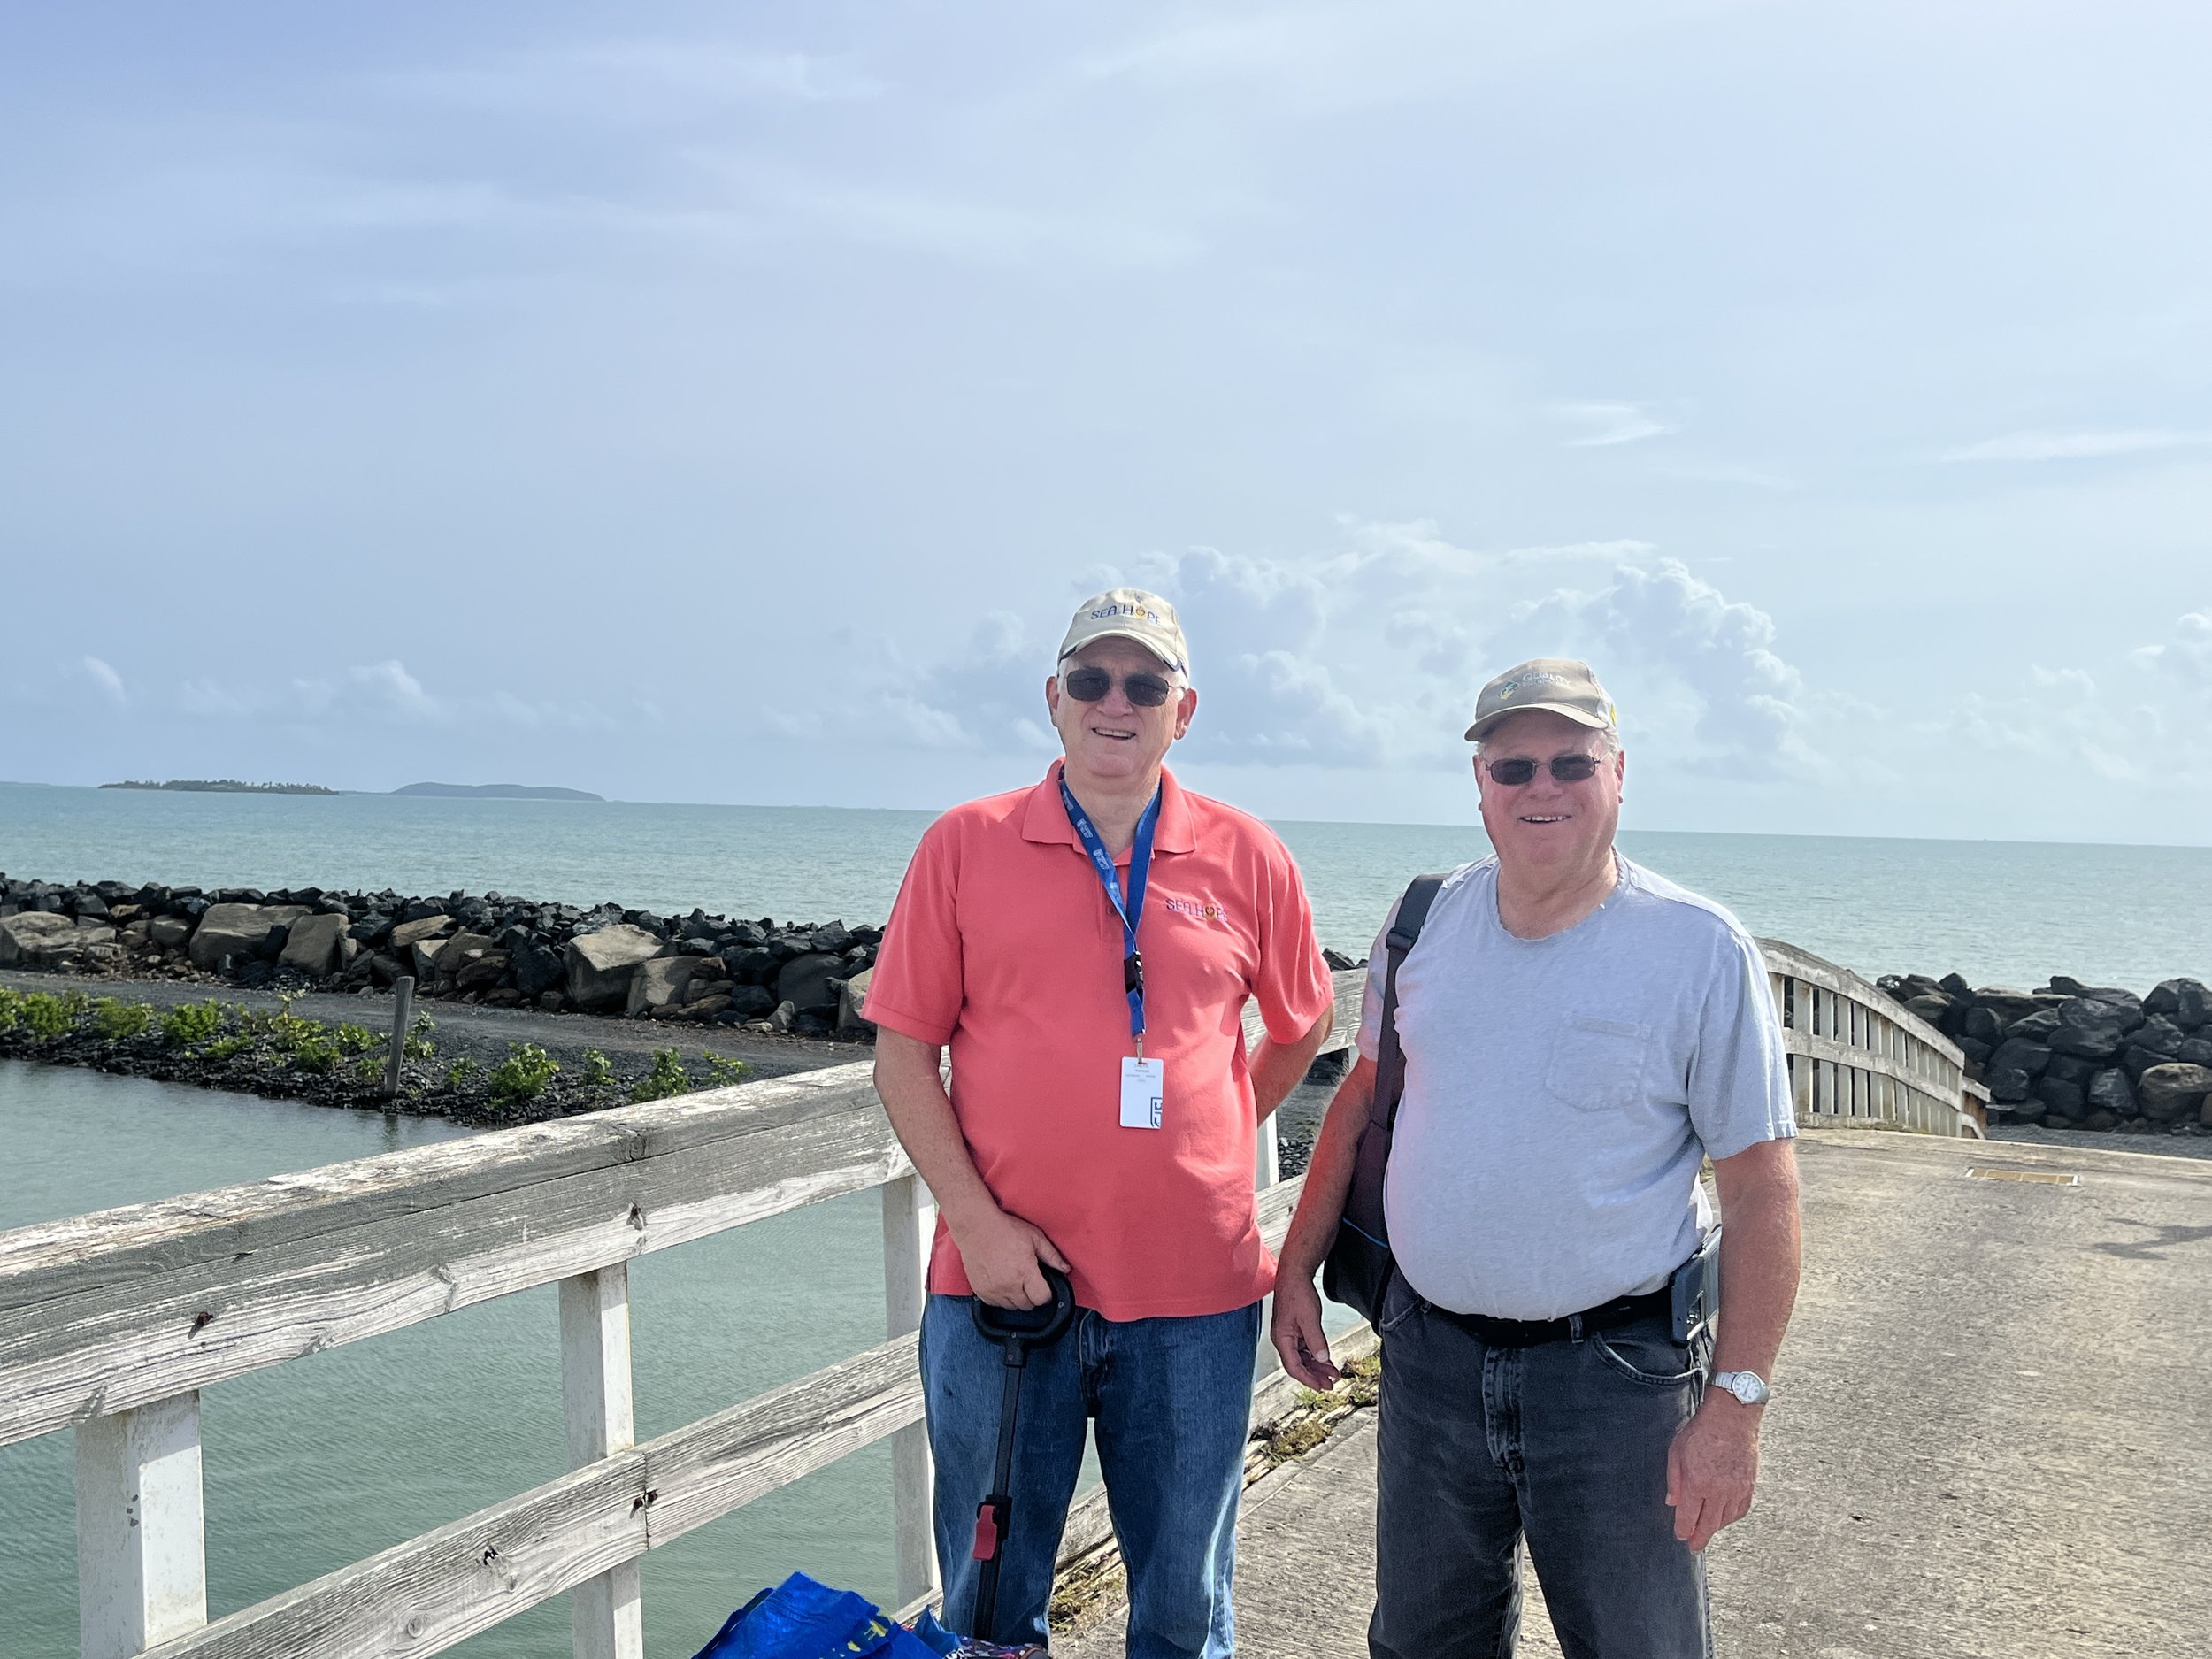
[3,781,2208,989]
[3,784,2209,1655]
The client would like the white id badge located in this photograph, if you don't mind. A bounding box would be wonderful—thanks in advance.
[1119,1056,1164,1130]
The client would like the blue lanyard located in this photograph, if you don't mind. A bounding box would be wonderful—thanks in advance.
[1059,775,1162,1054]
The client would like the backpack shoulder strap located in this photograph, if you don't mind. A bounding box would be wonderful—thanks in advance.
[1369,871,1450,1133]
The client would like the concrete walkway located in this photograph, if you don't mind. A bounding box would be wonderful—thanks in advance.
[1057,1128,2212,1658]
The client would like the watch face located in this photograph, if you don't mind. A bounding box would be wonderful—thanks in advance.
[1724,1371,1766,1404]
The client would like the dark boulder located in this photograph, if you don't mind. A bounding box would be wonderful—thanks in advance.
[728,986,776,1021]
[2044,1053,2096,1086]
[810,922,853,955]
[513,940,565,999]
[2131,1015,2191,1058]
[2176,1037,2212,1067]
[2046,999,2137,1059]
[2151,978,2212,1029]
[1971,988,2045,1025]
[2121,1045,2167,1082]
[726,947,779,984]
[1962,1006,2009,1044]
[1903,994,1953,1027]
[2034,1077,2087,1119]
[2007,1007,2061,1041]
[776,952,846,1016]
[2086,1069,2136,1118]
[1938,972,1971,997]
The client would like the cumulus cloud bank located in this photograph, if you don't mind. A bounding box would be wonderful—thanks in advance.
[870,520,1817,780]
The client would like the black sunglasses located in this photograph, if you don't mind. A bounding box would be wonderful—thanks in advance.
[1063,666,1176,708]
[1484,753,1602,786]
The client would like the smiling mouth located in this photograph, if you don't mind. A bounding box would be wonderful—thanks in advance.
[1090,724,1139,741]
[1520,813,1571,825]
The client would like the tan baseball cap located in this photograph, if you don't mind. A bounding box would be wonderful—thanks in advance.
[1057,588,1192,680]
[1465,658,1617,742]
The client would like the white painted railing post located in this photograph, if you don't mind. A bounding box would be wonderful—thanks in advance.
[881,1172,939,1609]
[75,1391,207,1659]
[561,1264,644,1659]
[1255,1115,1280,1190]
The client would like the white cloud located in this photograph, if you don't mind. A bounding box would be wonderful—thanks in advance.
[1551,401,1678,448]
[81,656,126,707]
[1496,561,1809,780]
[2135,610,2212,697]
[856,521,1813,780]
[1936,429,2212,463]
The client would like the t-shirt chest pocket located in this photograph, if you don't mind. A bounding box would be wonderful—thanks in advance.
[1543,1015,1652,1112]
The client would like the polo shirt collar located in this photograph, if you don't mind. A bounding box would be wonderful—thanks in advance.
[1021,761,1197,855]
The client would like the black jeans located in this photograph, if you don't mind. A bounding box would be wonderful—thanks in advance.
[1370,1273,1714,1659]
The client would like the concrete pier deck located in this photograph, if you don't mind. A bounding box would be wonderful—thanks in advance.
[1056,1128,2212,1658]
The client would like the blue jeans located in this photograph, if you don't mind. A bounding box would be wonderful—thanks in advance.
[1370,1273,1714,1659]
[918,1294,1262,1658]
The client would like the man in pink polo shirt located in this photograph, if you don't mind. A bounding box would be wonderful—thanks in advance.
[866,588,1335,1659]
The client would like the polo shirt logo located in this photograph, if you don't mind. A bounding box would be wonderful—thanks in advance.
[1164,896,1227,923]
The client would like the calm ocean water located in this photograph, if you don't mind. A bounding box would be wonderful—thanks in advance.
[3,782,2207,988]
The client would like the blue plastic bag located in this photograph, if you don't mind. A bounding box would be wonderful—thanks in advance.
[690,1573,943,1659]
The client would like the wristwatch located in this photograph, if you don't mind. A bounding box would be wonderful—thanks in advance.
[1711,1370,1770,1407]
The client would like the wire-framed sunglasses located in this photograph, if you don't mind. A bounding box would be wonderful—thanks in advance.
[1061,666,1178,708]
[1482,753,1603,786]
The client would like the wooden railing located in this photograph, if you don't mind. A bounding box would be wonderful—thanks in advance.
[1759,939,1988,1139]
[0,972,1363,1659]
[2,941,1985,1659]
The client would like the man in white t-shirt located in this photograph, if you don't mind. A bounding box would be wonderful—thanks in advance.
[1271,659,1803,1659]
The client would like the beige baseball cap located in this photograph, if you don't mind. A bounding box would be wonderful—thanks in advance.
[1464,658,1617,742]
[1057,588,1192,680]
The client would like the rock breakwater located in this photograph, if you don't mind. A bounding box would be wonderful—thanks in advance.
[1878,971,2212,1133]
[0,872,884,1039]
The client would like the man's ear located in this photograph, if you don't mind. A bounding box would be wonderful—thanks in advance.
[1044,675,1062,719]
[1172,685,1198,741]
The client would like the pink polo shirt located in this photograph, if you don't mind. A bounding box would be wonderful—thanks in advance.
[863,763,1333,1320]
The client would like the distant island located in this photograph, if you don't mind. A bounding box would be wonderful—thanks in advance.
[101,779,340,795]
[393,782,605,802]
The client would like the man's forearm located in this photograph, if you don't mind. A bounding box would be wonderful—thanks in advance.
[872,1031,998,1233]
[1249,1008,1335,1122]
[1709,1139,1803,1380]
[1275,1056,1378,1278]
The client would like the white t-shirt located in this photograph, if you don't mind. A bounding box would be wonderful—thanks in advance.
[1356,854,1793,1321]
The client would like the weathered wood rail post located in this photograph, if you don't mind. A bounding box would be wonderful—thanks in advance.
[3,943,1981,1658]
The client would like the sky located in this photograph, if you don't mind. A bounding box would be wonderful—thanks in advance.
[3,2,2208,842]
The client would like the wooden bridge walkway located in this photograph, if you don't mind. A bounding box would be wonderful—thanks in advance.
[1060,1129,2212,1659]
[0,941,2024,1657]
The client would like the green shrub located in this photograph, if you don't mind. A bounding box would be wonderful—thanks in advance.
[353,1055,386,1087]
[700,1052,750,1087]
[203,1035,250,1062]
[628,1048,692,1103]
[22,993,73,1041]
[580,1049,614,1087]
[334,1023,380,1056]
[288,1028,342,1073]
[90,999,152,1041]
[161,1000,227,1047]
[0,986,22,1033]
[443,1057,482,1092]
[487,1042,559,1107]
[403,1014,437,1061]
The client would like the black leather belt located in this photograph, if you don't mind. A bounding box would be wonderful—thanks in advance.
[1432,1285,1671,1348]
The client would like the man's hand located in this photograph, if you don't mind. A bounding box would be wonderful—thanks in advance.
[1271,1272,1340,1389]
[1665,1397,1762,1551]
[952,1205,1072,1310]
